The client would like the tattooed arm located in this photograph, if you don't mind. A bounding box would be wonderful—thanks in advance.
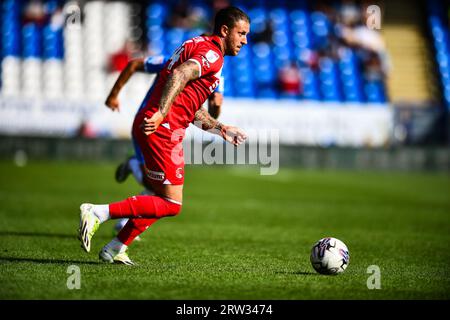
[142,60,200,135]
[194,107,247,146]
[194,107,223,131]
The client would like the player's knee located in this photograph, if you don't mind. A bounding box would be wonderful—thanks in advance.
[167,202,182,217]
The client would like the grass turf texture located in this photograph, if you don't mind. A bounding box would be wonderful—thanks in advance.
[0,160,449,299]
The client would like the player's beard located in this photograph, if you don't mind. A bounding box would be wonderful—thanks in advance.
[225,37,239,56]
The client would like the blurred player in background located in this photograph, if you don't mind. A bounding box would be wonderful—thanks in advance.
[78,6,250,265]
[105,53,224,236]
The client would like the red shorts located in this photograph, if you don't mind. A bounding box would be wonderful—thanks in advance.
[132,110,185,185]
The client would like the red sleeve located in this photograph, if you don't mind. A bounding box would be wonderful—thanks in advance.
[188,46,222,78]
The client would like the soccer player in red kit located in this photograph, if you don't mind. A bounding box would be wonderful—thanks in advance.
[78,7,250,265]
[105,54,224,237]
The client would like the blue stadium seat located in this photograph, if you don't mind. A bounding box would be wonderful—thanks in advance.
[273,45,291,68]
[186,28,205,40]
[364,81,386,103]
[164,28,185,55]
[252,42,270,59]
[436,51,449,69]
[254,64,276,84]
[311,11,330,50]
[43,25,63,59]
[248,7,267,36]
[427,0,450,106]
[319,58,342,101]
[1,2,20,57]
[444,87,450,105]
[229,43,255,98]
[257,87,278,99]
[234,81,255,98]
[338,49,364,102]
[272,30,289,47]
[146,3,167,27]
[148,39,165,55]
[290,10,308,25]
[292,31,310,49]
[222,63,234,97]
[301,68,320,100]
[2,23,21,57]
[22,23,42,58]
[269,8,288,27]
[147,25,164,42]
[2,0,20,12]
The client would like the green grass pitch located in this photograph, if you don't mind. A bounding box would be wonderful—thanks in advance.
[0,160,449,299]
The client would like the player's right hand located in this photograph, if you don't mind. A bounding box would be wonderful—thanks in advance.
[142,110,164,135]
[105,95,120,112]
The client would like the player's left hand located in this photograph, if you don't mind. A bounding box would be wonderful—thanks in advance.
[105,94,120,112]
[221,125,247,146]
[142,110,164,135]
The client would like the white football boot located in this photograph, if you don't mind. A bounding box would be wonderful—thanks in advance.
[78,203,100,253]
[99,245,135,266]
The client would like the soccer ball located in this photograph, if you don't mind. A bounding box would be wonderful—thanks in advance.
[310,237,350,275]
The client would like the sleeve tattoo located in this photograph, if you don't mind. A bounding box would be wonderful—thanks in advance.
[194,107,224,132]
[158,60,200,117]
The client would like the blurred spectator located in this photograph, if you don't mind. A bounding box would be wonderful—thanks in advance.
[338,0,361,26]
[362,51,385,82]
[168,0,210,30]
[48,7,64,30]
[339,24,386,54]
[212,0,230,14]
[315,0,338,23]
[108,41,136,72]
[336,3,391,81]
[76,120,96,139]
[189,5,211,30]
[298,49,320,71]
[251,20,273,44]
[278,61,302,97]
[23,0,47,26]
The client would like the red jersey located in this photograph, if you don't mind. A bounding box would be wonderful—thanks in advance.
[142,35,224,129]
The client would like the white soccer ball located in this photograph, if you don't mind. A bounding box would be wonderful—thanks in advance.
[310,237,350,275]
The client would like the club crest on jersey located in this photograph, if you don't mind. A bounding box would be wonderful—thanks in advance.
[176,168,184,179]
[205,50,220,63]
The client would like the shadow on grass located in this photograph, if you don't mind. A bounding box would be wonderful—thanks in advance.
[0,256,101,265]
[0,231,110,240]
[276,270,318,276]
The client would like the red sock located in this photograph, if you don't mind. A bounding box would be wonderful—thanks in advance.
[117,218,157,245]
[109,195,181,219]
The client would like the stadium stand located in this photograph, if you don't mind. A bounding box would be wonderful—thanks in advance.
[0,0,448,107]
[427,0,450,109]
[1,0,448,148]
[0,0,393,103]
